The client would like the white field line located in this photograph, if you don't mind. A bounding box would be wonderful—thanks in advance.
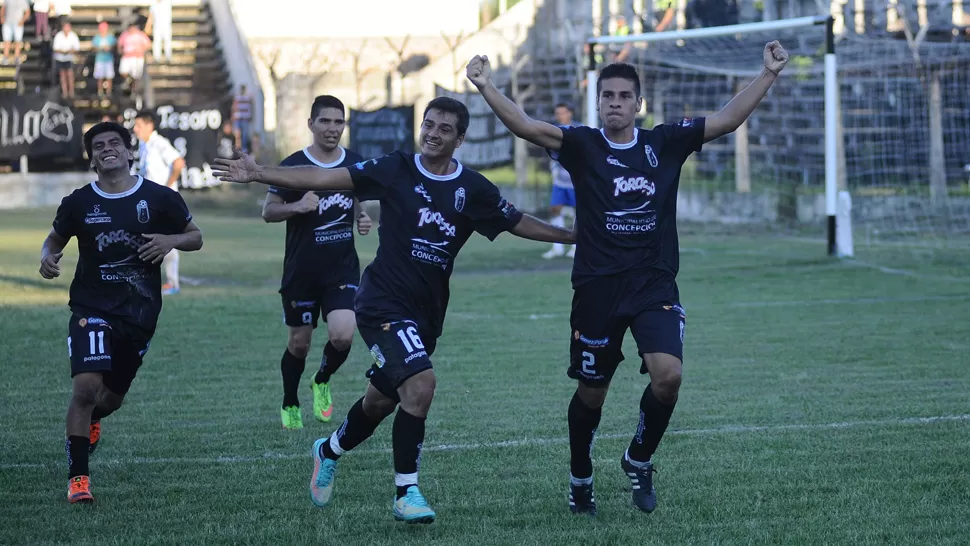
[2,414,968,471]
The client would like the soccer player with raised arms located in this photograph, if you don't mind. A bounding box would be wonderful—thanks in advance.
[213,97,575,523]
[40,122,203,504]
[261,95,373,430]
[466,41,789,515]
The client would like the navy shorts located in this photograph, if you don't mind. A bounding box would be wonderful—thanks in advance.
[550,186,576,208]
[68,314,151,396]
[358,317,437,403]
[568,273,686,386]
[281,283,358,328]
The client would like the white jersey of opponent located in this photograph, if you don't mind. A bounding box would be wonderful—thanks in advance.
[138,131,182,192]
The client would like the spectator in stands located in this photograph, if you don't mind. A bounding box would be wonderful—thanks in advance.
[49,0,68,19]
[217,120,235,159]
[686,0,738,29]
[231,84,253,153]
[1,0,31,64]
[146,0,172,62]
[118,22,150,96]
[91,21,115,97]
[31,0,51,41]
[642,0,675,33]
[611,15,632,62]
[52,20,78,98]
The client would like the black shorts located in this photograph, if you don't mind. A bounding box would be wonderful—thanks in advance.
[568,273,686,386]
[281,283,358,328]
[68,314,152,396]
[56,60,73,72]
[358,317,437,403]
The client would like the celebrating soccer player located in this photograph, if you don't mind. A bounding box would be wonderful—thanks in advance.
[466,41,789,515]
[261,95,373,430]
[213,96,574,523]
[40,122,203,504]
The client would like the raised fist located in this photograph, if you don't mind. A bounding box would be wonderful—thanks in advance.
[764,41,789,76]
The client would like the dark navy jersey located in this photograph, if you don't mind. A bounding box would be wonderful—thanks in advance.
[349,151,523,338]
[268,147,364,293]
[550,118,706,286]
[52,177,192,337]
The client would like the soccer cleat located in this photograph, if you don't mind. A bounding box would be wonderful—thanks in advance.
[311,380,334,423]
[392,486,436,524]
[281,405,304,430]
[569,482,597,516]
[88,421,101,454]
[161,284,180,296]
[621,455,658,513]
[68,476,94,504]
[309,438,338,507]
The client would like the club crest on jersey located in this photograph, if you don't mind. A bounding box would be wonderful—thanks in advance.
[414,185,432,203]
[645,145,659,168]
[454,187,466,212]
[613,176,656,197]
[679,117,694,128]
[136,200,150,223]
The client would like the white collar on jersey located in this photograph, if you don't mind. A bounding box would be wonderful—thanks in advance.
[90,175,144,199]
[302,146,346,168]
[599,128,639,150]
[414,153,463,181]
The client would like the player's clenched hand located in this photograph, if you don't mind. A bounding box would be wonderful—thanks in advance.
[297,191,320,214]
[764,40,789,76]
[465,55,492,88]
[356,211,373,235]
[211,149,260,183]
[138,234,177,264]
[40,252,63,279]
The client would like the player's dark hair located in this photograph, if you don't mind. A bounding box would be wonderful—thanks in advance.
[134,109,156,127]
[310,95,346,120]
[83,122,135,166]
[423,97,470,136]
[597,63,641,97]
[554,102,573,112]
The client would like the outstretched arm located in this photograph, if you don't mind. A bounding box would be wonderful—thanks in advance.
[704,41,790,143]
[510,214,575,244]
[212,152,354,192]
[467,55,564,151]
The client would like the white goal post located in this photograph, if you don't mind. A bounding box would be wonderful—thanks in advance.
[586,15,848,257]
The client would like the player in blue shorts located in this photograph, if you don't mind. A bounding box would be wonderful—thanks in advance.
[468,41,790,515]
[543,103,578,259]
[213,96,575,523]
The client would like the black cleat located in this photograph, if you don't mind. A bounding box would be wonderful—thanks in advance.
[620,456,658,513]
[569,482,597,516]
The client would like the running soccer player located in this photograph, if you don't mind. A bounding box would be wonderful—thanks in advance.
[262,95,373,430]
[467,42,789,515]
[542,102,578,260]
[40,122,203,504]
[213,96,575,524]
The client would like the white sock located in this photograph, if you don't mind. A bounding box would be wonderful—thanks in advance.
[570,474,593,486]
[624,448,651,468]
[163,249,180,288]
[394,472,418,487]
[549,215,565,253]
[328,431,345,456]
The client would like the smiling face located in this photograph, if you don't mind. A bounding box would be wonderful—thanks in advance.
[308,107,346,152]
[90,131,133,173]
[419,108,464,160]
[598,77,642,132]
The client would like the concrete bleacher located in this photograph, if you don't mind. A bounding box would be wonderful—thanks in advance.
[14,1,231,120]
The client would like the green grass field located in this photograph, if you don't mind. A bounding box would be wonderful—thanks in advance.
[1,199,969,545]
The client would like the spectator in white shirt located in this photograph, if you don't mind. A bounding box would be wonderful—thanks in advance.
[31,0,51,41]
[146,0,172,62]
[132,109,186,295]
[52,21,79,98]
[49,0,69,18]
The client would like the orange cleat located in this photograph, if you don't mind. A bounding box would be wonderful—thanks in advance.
[89,421,101,454]
[68,476,94,504]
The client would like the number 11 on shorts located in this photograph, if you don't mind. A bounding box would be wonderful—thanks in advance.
[89,331,105,355]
